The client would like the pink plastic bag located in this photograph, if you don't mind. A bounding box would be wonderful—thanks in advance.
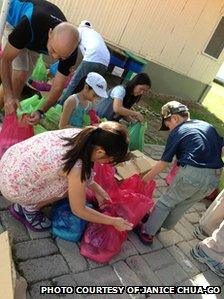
[88,109,100,125]
[119,174,156,198]
[80,211,127,263]
[0,112,34,159]
[86,163,119,201]
[108,176,155,227]
[81,172,155,263]
[165,162,179,185]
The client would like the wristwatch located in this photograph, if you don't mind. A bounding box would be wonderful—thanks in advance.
[37,109,45,119]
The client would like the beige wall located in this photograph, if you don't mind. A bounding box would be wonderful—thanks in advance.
[50,0,224,85]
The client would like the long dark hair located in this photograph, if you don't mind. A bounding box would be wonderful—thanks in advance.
[73,75,92,93]
[62,121,129,182]
[123,73,151,108]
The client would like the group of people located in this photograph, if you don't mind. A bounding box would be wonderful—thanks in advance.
[0,0,223,277]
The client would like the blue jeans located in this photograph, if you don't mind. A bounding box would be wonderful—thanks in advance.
[145,165,221,235]
[59,61,108,105]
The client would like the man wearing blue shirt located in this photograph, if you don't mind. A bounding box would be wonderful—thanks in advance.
[136,101,224,245]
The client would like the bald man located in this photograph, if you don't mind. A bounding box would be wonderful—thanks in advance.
[0,0,79,123]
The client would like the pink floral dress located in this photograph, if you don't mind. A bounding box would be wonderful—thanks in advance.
[0,128,94,207]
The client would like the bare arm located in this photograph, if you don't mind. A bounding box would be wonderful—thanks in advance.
[1,43,22,114]
[59,95,76,129]
[28,71,67,124]
[143,160,168,183]
[67,167,133,231]
[113,98,143,122]
[88,181,111,205]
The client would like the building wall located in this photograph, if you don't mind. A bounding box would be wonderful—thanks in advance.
[50,0,224,85]
[48,1,224,101]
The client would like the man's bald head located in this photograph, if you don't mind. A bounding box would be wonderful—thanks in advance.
[47,22,79,60]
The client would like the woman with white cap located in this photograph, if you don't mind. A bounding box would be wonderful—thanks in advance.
[59,72,107,129]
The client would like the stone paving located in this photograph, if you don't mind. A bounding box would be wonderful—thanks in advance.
[0,144,223,299]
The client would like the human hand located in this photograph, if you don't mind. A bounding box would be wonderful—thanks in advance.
[26,111,41,125]
[4,97,20,115]
[142,172,151,184]
[95,190,111,206]
[134,112,144,122]
[112,217,133,231]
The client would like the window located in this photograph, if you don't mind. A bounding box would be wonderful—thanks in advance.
[203,17,224,60]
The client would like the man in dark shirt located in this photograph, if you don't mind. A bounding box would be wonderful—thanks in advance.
[0,0,79,123]
[135,101,224,245]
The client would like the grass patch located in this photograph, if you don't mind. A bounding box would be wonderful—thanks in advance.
[140,93,224,137]
[202,83,224,123]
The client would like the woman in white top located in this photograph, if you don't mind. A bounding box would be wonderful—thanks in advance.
[96,73,151,122]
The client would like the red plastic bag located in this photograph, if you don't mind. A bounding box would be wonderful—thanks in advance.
[86,163,120,201]
[108,176,155,227]
[165,162,179,186]
[93,163,118,194]
[80,211,127,263]
[120,174,156,198]
[81,174,155,263]
[0,112,34,159]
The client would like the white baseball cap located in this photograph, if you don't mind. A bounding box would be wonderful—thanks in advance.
[85,72,108,98]
[79,20,93,29]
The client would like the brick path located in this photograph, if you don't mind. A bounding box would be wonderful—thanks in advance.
[0,144,223,299]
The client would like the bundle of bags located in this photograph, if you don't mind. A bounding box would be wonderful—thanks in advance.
[81,172,155,263]
[51,164,155,263]
[16,95,62,133]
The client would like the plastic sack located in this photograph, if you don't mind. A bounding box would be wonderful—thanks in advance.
[31,54,48,82]
[17,95,47,135]
[52,199,92,242]
[107,175,155,227]
[0,112,34,159]
[81,172,155,263]
[34,124,47,135]
[28,79,51,91]
[17,95,46,119]
[120,174,156,199]
[17,96,62,132]
[165,162,179,186]
[94,163,118,195]
[41,104,62,131]
[86,163,118,202]
[128,122,147,151]
[80,215,127,263]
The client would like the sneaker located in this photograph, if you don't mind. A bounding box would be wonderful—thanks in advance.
[193,226,209,240]
[133,223,154,246]
[191,244,224,278]
[9,203,51,232]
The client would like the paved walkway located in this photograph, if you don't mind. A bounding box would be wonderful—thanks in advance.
[0,144,223,299]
